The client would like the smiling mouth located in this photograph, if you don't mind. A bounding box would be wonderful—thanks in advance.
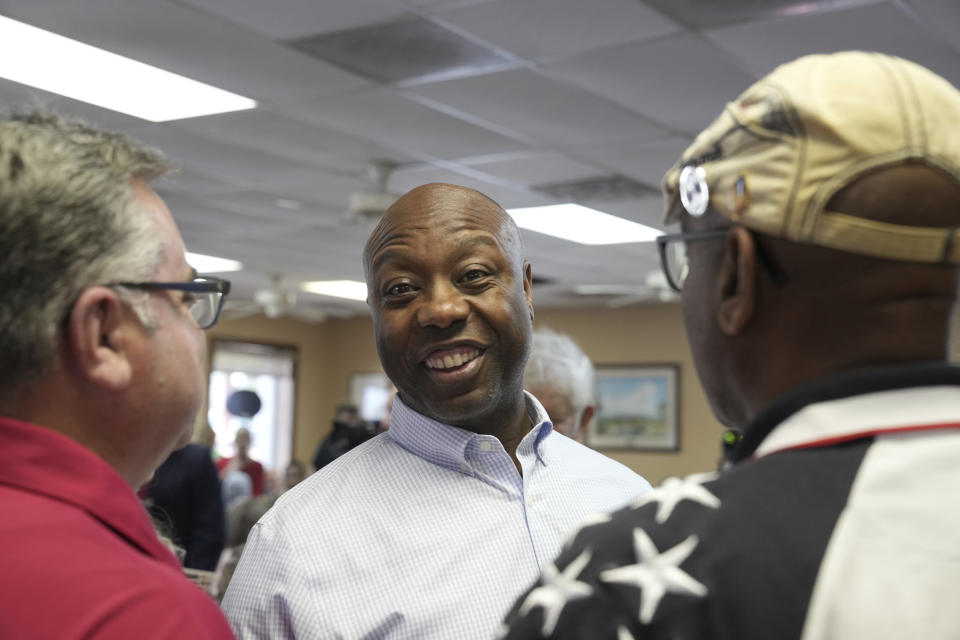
[424,348,482,371]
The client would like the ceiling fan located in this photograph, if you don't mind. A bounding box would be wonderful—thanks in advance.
[308,159,404,230]
[346,160,401,224]
[223,274,330,323]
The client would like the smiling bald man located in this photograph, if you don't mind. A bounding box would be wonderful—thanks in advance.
[222,183,650,639]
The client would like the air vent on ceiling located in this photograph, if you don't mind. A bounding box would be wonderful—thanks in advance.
[287,13,516,84]
[533,175,659,202]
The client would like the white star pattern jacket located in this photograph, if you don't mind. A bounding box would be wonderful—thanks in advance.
[501,364,960,639]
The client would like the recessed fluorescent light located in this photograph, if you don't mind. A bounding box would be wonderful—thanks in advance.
[507,203,661,245]
[574,284,644,295]
[301,280,368,301]
[274,198,302,211]
[0,15,256,122]
[186,252,243,273]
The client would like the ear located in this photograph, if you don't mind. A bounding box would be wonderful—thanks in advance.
[716,227,757,337]
[577,405,596,442]
[522,261,535,322]
[66,287,135,391]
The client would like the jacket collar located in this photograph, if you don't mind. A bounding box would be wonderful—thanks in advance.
[735,363,960,461]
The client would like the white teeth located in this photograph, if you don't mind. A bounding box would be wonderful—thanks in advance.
[426,348,479,370]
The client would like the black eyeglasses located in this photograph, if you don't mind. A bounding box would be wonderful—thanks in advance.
[108,276,231,329]
[656,228,789,293]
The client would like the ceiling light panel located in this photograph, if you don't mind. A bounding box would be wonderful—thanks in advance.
[186,252,243,273]
[508,204,661,245]
[301,280,369,301]
[0,15,256,121]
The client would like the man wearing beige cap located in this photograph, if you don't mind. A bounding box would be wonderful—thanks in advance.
[501,51,960,639]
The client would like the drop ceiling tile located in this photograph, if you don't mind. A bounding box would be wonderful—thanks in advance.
[177,0,404,40]
[907,0,960,54]
[539,34,756,135]
[466,152,606,186]
[236,226,364,259]
[437,0,679,61]
[174,110,418,172]
[390,164,552,208]
[523,242,653,286]
[161,193,300,240]
[287,88,531,159]
[578,195,669,230]
[123,124,327,189]
[705,2,960,88]
[408,0,483,7]
[156,167,247,198]
[252,170,377,211]
[209,192,346,228]
[572,136,691,189]
[161,192,240,222]
[642,0,884,29]
[408,68,665,146]
[211,241,338,277]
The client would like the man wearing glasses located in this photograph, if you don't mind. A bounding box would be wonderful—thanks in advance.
[0,112,234,638]
[502,51,960,638]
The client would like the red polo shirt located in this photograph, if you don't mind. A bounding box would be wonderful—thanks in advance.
[0,416,235,639]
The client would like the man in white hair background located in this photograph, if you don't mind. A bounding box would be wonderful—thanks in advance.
[524,327,596,443]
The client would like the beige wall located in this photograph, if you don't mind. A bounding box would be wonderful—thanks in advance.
[206,304,724,485]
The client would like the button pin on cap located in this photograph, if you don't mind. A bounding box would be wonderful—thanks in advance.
[679,165,709,216]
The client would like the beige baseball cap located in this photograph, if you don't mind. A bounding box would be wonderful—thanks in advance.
[662,51,960,263]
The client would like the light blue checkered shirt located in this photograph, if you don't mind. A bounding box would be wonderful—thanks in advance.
[222,392,650,639]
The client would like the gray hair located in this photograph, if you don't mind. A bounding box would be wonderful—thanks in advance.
[0,111,174,391]
[524,326,595,418]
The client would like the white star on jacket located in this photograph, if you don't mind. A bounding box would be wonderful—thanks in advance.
[518,550,594,635]
[600,529,707,624]
[629,472,720,524]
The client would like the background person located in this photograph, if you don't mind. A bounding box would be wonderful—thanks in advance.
[502,51,960,639]
[142,442,226,571]
[311,403,379,470]
[0,111,233,638]
[217,427,265,496]
[523,327,596,442]
[281,459,307,492]
[222,182,650,639]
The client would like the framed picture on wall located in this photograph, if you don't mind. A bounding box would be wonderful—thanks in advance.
[588,364,680,451]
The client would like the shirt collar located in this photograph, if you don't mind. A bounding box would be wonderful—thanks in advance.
[735,363,960,461]
[0,416,183,566]
[388,391,554,471]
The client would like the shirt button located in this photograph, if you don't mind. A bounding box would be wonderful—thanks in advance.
[459,463,470,473]
[479,441,492,452]
[526,496,534,507]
